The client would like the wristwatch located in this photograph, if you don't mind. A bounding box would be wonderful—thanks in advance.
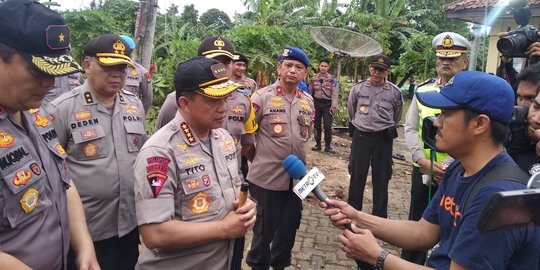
[374,249,389,270]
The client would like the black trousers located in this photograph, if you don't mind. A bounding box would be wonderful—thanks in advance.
[348,130,393,218]
[400,166,438,265]
[314,98,333,147]
[68,228,139,270]
[246,182,302,270]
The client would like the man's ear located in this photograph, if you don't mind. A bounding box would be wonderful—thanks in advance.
[473,114,491,135]
[178,96,190,113]
[82,58,92,74]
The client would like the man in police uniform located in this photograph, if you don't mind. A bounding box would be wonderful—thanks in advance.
[309,58,339,153]
[120,35,153,114]
[347,54,402,218]
[232,51,258,96]
[48,34,147,270]
[246,46,314,270]
[43,72,84,106]
[402,32,470,264]
[133,56,256,270]
[0,1,99,269]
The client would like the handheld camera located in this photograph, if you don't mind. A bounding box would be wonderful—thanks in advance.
[496,0,539,62]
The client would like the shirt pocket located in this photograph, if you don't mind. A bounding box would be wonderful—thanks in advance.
[267,114,289,137]
[0,161,47,228]
[179,174,220,221]
[357,101,370,115]
[377,101,394,121]
[297,115,311,141]
[124,121,146,152]
[70,125,108,160]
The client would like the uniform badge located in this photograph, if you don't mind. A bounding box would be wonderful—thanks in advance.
[113,40,126,55]
[130,69,138,76]
[301,127,308,138]
[273,115,283,122]
[123,104,138,114]
[185,156,201,165]
[55,144,66,155]
[147,172,167,198]
[299,100,311,111]
[187,179,201,190]
[133,137,140,148]
[33,113,49,127]
[81,129,97,141]
[0,131,15,148]
[442,35,454,48]
[202,175,211,186]
[273,124,283,134]
[271,97,283,102]
[177,143,188,152]
[118,93,125,103]
[219,139,234,153]
[180,122,196,144]
[84,92,94,104]
[189,192,211,214]
[74,110,92,121]
[270,102,283,108]
[20,188,39,213]
[214,37,225,48]
[282,48,291,57]
[360,106,366,112]
[210,63,227,78]
[13,170,32,185]
[230,106,243,115]
[83,143,98,157]
[30,163,41,176]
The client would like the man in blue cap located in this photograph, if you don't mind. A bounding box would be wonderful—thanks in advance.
[322,71,540,269]
[246,46,314,270]
[120,35,154,114]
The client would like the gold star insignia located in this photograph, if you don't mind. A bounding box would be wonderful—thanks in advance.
[59,33,65,42]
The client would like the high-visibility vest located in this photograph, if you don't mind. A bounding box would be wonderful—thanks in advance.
[413,82,448,167]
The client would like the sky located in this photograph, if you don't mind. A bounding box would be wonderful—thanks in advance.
[55,0,248,18]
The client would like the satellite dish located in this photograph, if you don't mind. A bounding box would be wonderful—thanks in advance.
[310,27,382,58]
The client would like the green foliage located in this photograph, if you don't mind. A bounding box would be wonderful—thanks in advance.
[199,8,232,31]
[180,4,198,26]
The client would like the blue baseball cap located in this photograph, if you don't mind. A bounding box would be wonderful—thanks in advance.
[416,71,515,124]
[277,46,310,67]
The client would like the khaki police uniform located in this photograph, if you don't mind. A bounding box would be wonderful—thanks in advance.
[0,106,70,269]
[347,79,402,218]
[309,72,338,150]
[233,76,257,96]
[134,111,240,270]
[246,83,314,269]
[47,82,147,241]
[43,72,83,106]
[124,61,153,113]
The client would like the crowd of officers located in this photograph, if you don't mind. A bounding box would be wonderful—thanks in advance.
[1,1,540,270]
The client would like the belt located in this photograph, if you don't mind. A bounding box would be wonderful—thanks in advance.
[356,129,389,137]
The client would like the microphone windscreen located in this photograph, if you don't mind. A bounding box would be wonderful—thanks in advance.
[282,155,306,179]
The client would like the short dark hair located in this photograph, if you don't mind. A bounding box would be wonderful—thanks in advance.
[0,42,17,63]
[463,109,509,145]
[176,89,198,107]
[319,58,330,65]
[517,64,540,94]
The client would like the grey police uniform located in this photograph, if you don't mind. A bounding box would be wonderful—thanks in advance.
[48,82,147,241]
[246,83,313,269]
[309,72,338,149]
[43,72,83,106]
[233,76,257,96]
[310,73,338,108]
[347,79,402,218]
[124,62,153,113]
[0,106,70,269]
[134,111,240,270]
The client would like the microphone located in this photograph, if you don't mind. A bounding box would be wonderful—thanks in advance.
[282,154,372,269]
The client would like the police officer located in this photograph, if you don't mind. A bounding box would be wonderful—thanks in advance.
[43,72,84,106]
[347,54,402,218]
[402,32,470,264]
[48,34,147,270]
[246,46,314,270]
[120,35,154,114]
[133,56,256,270]
[309,58,339,153]
[0,0,99,269]
[232,52,258,96]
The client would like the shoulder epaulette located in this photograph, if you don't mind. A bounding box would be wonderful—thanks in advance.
[121,89,138,97]
[48,87,79,107]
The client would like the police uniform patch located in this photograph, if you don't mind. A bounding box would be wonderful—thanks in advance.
[118,93,125,103]
[360,106,366,112]
[82,143,98,157]
[55,144,66,155]
[20,188,39,213]
[177,143,188,152]
[187,179,201,190]
[219,139,234,153]
[270,102,283,108]
[74,110,92,121]
[130,69,138,76]
[123,104,138,114]
[180,122,196,144]
[133,137,140,148]
[0,131,15,148]
[81,129,97,141]
[273,115,283,122]
[147,172,167,198]
[231,106,243,115]
[33,113,49,127]
[442,35,454,48]
[202,175,211,186]
[30,163,41,176]
[147,156,171,166]
[84,92,94,104]
[274,124,283,134]
[185,156,201,165]
[210,63,227,78]
[13,170,32,185]
[189,192,211,214]
[271,97,283,102]
[299,100,311,111]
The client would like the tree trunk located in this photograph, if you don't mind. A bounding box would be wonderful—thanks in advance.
[133,0,158,69]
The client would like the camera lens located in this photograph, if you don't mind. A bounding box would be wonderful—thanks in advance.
[497,33,528,55]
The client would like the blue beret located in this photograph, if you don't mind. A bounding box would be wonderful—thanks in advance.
[277,46,310,67]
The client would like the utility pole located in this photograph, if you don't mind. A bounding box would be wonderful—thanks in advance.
[133,0,158,69]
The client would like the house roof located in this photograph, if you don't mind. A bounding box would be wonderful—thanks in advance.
[446,0,540,11]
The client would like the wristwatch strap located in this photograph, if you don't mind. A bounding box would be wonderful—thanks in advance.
[374,249,389,270]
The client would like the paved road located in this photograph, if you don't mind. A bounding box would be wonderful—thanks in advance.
[241,130,415,269]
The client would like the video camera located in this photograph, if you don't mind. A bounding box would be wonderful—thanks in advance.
[505,105,531,154]
[497,0,539,63]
